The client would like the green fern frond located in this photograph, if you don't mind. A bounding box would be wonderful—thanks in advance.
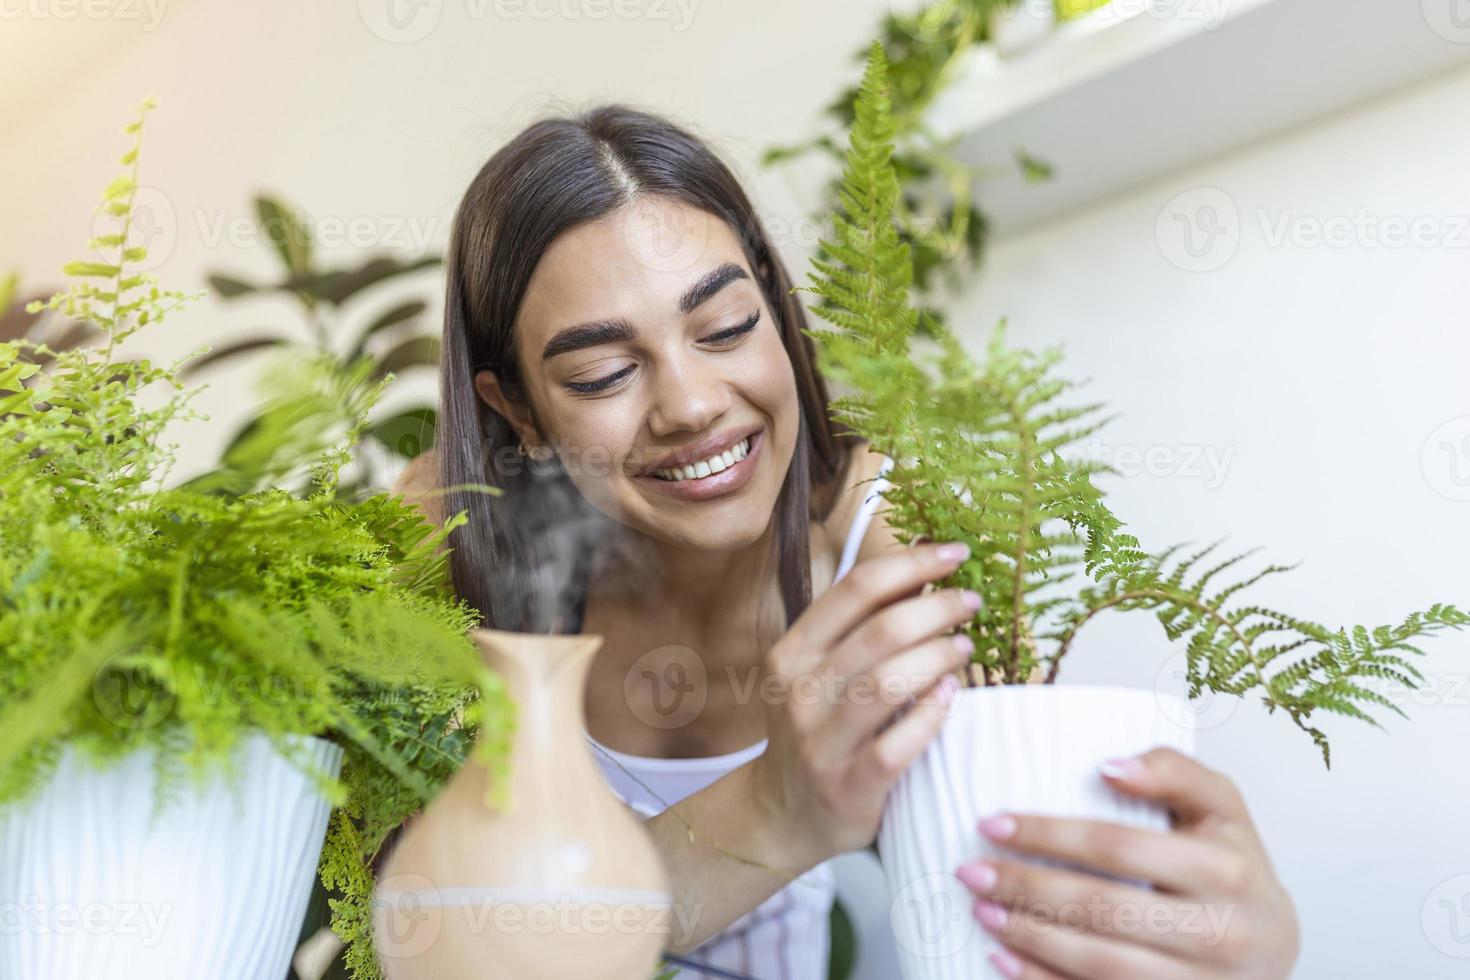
[803,40,1470,768]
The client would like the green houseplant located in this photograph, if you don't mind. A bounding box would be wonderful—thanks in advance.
[192,193,442,495]
[803,45,1468,979]
[0,99,514,980]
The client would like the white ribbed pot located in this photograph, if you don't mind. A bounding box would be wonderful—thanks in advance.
[878,684,1196,980]
[0,731,343,980]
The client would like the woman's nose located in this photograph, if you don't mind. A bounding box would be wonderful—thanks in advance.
[646,355,731,436]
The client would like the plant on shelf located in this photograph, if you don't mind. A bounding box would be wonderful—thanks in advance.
[0,99,514,980]
[765,0,1050,335]
[802,43,1469,768]
[191,194,442,493]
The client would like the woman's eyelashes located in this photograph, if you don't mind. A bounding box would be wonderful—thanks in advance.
[564,364,634,395]
[703,309,761,345]
[560,310,761,395]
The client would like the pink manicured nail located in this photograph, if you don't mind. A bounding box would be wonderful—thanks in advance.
[974,897,1007,930]
[1100,756,1144,779]
[977,814,1016,840]
[989,948,1023,978]
[937,542,970,562]
[954,860,996,891]
[937,674,959,706]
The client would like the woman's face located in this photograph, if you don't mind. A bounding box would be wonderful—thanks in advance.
[477,195,799,553]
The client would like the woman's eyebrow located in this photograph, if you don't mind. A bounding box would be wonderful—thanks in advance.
[541,263,750,362]
[678,262,748,314]
[541,318,635,361]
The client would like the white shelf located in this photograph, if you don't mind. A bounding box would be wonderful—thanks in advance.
[926,0,1470,233]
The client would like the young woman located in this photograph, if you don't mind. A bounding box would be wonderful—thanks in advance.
[395,105,1300,979]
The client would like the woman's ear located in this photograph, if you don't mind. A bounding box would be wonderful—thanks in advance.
[474,368,543,452]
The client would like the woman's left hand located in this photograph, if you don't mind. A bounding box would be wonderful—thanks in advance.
[953,747,1300,979]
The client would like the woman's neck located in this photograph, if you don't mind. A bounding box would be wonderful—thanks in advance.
[587,520,782,651]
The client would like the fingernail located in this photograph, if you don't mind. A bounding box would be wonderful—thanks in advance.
[955,860,996,891]
[974,897,1008,931]
[988,948,1023,978]
[936,673,958,707]
[952,632,974,654]
[1100,756,1144,780]
[937,542,970,562]
[960,589,982,610]
[977,814,1016,840]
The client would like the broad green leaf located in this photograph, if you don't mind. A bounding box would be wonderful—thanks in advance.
[255,195,313,276]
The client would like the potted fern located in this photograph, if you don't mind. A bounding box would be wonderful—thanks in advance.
[0,100,514,980]
[806,46,1468,979]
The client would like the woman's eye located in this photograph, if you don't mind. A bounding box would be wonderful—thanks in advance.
[702,310,760,345]
[564,364,635,395]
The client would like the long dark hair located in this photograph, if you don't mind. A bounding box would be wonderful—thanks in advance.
[439,104,858,635]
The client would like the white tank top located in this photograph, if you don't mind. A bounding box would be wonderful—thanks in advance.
[583,456,894,980]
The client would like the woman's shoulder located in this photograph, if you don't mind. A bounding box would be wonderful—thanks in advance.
[391,449,443,525]
[818,439,896,566]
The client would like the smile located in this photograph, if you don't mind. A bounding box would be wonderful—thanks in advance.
[635,429,763,502]
[648,436,750,481]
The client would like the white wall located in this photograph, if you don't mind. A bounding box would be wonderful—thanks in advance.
[949,63,1470,979]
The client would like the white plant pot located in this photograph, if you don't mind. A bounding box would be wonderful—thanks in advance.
[989,0,1058,58]
[0,731,343,980]
[878,684,1196,980]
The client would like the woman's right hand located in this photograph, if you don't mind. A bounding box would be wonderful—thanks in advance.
[751,540,979,864]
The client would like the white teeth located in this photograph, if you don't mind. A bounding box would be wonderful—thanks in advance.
[650,437,751,482]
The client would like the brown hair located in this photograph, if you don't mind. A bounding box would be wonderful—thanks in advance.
[438,104,858,634]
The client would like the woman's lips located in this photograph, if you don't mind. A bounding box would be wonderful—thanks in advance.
[634,428,762,502]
